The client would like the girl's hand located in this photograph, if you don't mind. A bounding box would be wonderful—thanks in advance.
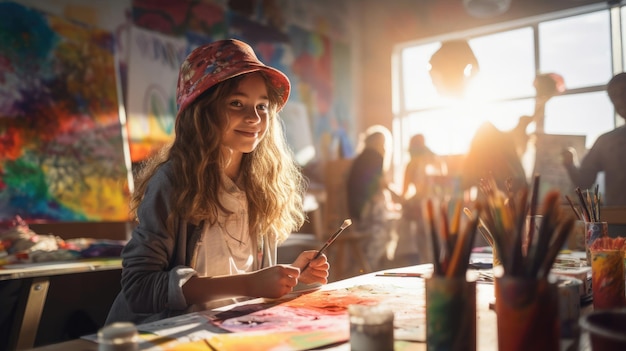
[249,265,300,299]
[292,250,330,285]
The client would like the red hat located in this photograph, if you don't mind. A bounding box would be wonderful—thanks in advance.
[176,39,291,118]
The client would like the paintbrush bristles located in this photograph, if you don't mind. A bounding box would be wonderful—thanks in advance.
[427,198,480,277]
[567,186,602,222]
[477,175,573,278]
[341,219,352,229]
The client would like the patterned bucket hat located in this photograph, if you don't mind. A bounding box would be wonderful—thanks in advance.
[176,39,291,118]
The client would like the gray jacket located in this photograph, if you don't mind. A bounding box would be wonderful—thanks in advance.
[105,162,277,325]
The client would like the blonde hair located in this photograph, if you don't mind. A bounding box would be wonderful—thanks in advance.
[130,72,306,243]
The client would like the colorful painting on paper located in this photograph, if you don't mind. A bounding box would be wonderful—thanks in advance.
[0,2,130,222]
[209,283,426,350]
[207,329,348,351]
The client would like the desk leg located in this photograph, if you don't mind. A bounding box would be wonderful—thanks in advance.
[15,277,50,350]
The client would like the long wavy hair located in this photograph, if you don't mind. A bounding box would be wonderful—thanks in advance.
[130,71,306,243]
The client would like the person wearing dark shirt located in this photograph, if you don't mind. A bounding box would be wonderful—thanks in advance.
[347,125,400,270]
[562,72,626,207]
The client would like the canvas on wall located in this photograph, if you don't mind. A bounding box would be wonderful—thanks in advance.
[0,1,131,222]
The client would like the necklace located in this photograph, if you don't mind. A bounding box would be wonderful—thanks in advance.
[218,214,247,246]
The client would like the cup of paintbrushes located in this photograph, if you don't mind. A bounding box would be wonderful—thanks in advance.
[425,276,476,351]
[585,221,608,265]
[495,276,560,351]
[425,200,480,351]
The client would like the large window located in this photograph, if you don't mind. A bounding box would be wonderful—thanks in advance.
[393,5,621,190]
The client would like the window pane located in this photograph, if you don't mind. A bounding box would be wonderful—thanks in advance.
[468,27,536,100]
[399,98,534,156]
[539,11,612,88]
[544,92,614,148]
[401,42,441,111]
[395,5,617,185]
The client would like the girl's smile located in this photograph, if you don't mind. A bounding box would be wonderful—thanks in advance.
[221,73,270,156]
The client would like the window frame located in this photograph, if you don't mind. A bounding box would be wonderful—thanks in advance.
[391,3,621,186]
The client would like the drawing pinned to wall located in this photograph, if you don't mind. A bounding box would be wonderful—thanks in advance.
[0,1,131,222]
[126,26,189,162]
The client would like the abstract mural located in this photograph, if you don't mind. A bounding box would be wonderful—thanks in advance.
[0,1,131,222]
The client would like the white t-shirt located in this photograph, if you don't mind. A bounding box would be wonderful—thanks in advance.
[194,175,257,277]
[186,175,259,312]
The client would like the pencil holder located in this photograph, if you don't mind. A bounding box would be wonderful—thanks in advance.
[425,276,476,351]
[591,249,626,310]
[585,221,608,264]
[495,276,559,351]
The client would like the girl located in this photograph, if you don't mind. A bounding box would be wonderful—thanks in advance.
[106,39,329,325]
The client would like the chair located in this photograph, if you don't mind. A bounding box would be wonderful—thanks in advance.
[322,158,372,281]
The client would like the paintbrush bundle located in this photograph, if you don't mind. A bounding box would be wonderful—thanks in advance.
[477,175,576,278]
[565,185,601,222]
[425,198,481,277]
[589,236,626,251]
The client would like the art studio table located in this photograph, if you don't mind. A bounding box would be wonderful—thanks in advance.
[28,263,591,351]
[0,258,122,350]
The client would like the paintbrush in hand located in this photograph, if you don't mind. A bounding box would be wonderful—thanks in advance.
[301,218,352,273]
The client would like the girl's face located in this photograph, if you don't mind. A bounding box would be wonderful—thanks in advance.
[221,73,271,155]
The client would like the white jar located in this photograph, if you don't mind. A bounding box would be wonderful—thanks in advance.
[348,304,394,351]
[97,322,138,351]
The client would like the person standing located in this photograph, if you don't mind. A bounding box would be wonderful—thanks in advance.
[347,125,401,271]
[562,72,626,206]
[399,134,443,264]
